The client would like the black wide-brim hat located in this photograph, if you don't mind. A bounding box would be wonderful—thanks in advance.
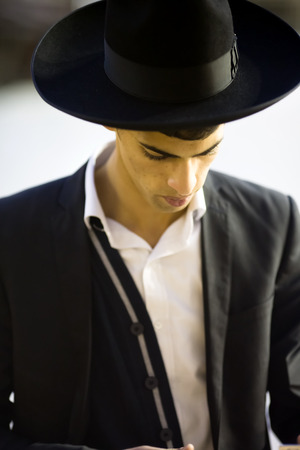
[32,0,300,130]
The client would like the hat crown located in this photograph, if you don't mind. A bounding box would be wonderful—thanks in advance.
[105,0,234,67]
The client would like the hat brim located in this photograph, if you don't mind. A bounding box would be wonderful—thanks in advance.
[32,0,300,130]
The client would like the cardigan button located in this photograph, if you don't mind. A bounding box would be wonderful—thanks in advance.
[130,322,144,336]
[145,376,158,390]
[159,428,173,442]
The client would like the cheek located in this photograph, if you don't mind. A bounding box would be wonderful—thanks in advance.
[138,169,163,190]
[122,153,142,178]
[124,154,159,189]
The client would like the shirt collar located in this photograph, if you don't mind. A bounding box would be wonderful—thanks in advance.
[84,140,206,242]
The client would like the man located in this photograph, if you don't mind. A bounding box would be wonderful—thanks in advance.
[0,0,300,449]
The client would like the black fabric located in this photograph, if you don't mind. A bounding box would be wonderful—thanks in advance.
[104,37,238,102]
[105,0,233,65]
[85,227,183,449]
[32,0,300,128]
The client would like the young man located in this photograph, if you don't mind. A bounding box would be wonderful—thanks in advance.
[0,0,300,449]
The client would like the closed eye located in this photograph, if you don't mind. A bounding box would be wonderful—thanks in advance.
[143,149,168,161]
[200,145,220,156]
[140,139,222,160]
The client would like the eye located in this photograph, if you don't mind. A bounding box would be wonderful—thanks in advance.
[207,145,220,156]
[143,149,167,161]
[195,145,220,158]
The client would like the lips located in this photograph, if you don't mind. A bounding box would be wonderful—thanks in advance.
[163,196,191,207]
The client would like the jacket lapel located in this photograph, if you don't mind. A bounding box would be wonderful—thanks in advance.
[51,164,93,443]
[202,173,232,449]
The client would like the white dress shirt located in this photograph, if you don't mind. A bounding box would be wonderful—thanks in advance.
[84,141,213,450]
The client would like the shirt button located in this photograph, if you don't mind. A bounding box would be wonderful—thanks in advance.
[159,428,173,442]
[130,322,144,336]
[145,376,158,390]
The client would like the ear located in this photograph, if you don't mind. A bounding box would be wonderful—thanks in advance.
[103,125,117,132]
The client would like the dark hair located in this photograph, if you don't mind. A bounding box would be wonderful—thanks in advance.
[160,125,219,141]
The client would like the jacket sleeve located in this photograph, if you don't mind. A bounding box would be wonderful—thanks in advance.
[0,278,95,450]
[268,197,300,443]
[0,426,96,450]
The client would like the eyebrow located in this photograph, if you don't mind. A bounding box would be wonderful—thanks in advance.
[139,139,223,158]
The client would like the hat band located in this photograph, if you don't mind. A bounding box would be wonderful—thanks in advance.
[104,37,238,103]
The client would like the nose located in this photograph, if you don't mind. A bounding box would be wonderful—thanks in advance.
[167,159,197,196]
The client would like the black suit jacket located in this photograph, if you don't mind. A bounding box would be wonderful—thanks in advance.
[0,164,300,449]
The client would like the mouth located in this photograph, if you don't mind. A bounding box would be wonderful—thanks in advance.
[162,195,192,207]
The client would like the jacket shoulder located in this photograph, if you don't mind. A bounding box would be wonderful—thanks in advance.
[206,170,297,214]
[1,164,86,212]
[0,164,87,237]
[0,178,65,228]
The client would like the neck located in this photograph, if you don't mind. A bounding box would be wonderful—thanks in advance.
[95,153,183,247]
